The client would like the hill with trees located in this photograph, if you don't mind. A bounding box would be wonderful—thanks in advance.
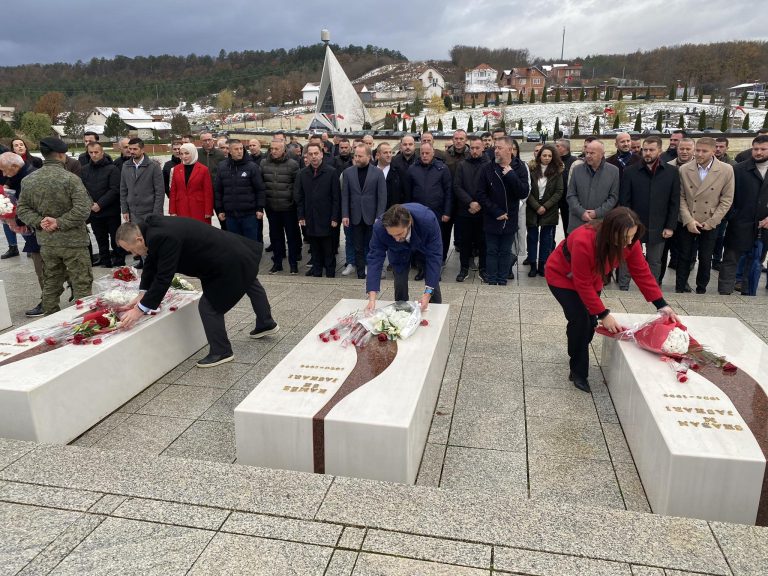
[0,44,407,113]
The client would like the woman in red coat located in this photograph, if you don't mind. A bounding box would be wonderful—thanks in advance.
[170,143,213,224]
[545,207,679,393]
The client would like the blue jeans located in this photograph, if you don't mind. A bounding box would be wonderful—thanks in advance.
[226,215,263,243]
[3,223,18,248]
[485,232,514,285]
[343,224,357,267]
[526,225,556,270]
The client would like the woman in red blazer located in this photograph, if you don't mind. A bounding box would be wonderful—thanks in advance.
[170,143,213,224]
[545,207,678,392]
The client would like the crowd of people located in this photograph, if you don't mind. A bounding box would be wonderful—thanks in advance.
[1,126,768,322]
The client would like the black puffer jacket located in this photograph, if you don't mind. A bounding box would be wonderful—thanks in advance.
[80,156,121,218]
[214,157,265,217]
[260,154,300,212]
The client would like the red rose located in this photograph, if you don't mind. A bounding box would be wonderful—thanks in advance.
[676,373,688,383]
[723,362,737,373]
[377,333,388,342]
[15,334,26,343]
[29,335,39,342]
[95,316,110,328]
[45,337,57,346]
[92,338,103,345]
[73,334,85,344]
[169,306,178,312]
[420,319,429,326]
[75,299,83,306]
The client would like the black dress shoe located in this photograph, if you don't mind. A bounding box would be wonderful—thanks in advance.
[568,371,574,381]
[290,265,298,275]
[250,322,280,339]
[712,261,721,271]
[1,246,19,259]
[414,271,425,281]
[696,286,706,294]
[456,268,468,282]
[507,269,515,280]
[522,258,532,265]
[305,269,315,276]
[573,378,591,393]
[268,264,283,275]
[265,244,273,252]
[527,268,537,278]
[196,353,234,368]
[357,273,366,280]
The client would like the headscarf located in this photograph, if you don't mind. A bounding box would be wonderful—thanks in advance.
[179,143,198,165]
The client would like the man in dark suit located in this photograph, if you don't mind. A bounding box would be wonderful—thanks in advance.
[116,215,279,368]
[294,143,341,278]
[365,203,443,311]
[375,142,408,208]
[342,144,387,279]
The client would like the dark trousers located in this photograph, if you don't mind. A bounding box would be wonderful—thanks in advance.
[458,217,485,271]
[526,225,556,271]
[226,215,263,243]
[308,235,335,277]
[549,284,596,382]
[439,219,452,262]
[712,220,728,264]
[198,277,274,356]
[352,221,373,277]
[485,232,515,285]
[266,208,301,268]
[3,222,18,247]
[676,227,718,291]
[90,215,122,263]
[393,265,442,303]
[559,197,570,239]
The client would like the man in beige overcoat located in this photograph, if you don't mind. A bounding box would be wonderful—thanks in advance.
[675,137,734,294]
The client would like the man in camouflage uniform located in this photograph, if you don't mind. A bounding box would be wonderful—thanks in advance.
[16,138,93,315]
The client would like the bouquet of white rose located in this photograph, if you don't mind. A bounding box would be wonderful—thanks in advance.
[360,301,422,341]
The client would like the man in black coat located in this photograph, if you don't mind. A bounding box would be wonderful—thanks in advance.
[162,140,182,198]
[116,215,279,367]
[294,143,340,277]
[215,140,266,244]
[618,135,680,287]
[391,135,418,175]
[555,139,577,238]
[375,142,408,208]
[718,135,768,295]
[81,142,123,267]
[454,136,490,281]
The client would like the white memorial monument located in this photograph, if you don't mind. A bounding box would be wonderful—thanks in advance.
[235,299,450,484]
[601,314,768,525]
[0,280,11,330]
[0,295,206,444]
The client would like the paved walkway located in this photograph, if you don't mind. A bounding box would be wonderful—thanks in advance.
[2,235,768,574]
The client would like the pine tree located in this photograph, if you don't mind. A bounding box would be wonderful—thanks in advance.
[567,89,573,102]
[617,90,623,101]
[765,98,768,110]
[579,88,586,102]
[697,92,703,103]
[518,118,523,130]
[499,117,506,132]
[483,118,490,131]
[656,111,663,132]
[422,117,428,132]
[104,113,128,138]
[739,91,747,106]
[553,116,560,138]
[0,119,14,138]
[698,110,707,130]
[591,87,598,101]
[518,91,524,103]
[682,85,689,101]
[634,111,642,132]
[451,116,457,129]
[541,85,548,103]
[484,92,489,107]
[507,91,512,105]
[467,116,474,132]
[471,95,476,109]
[668,85,676,100]
[613,114,620,129]
[555,88,561,103]
[536,119,542,131]
[720,109,729,132]
[437,118,444,131]
[742,113,750,130]
[753,94,760,108]
[402,118,407,131]
[573,117,580,136]
[763,113,768,130]
[645,86,651,99]
[678,114,685,129]
[397,102,401,112]
[459,99,464,110]
[529,90,536,103]
[443,96,452,111]
[405,103,411,114]
[604,87,611,102]
[592,117,600,134]
[632,89,637,100]
[410,119,417,132]
[709,93,716,104]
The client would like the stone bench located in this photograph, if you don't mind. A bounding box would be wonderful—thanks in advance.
[235,299,450,484]
[0,280,10,330]
[601,313,768,525]
[0,294,206,444]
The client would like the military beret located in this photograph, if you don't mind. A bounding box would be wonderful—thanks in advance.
[39,138,68,153]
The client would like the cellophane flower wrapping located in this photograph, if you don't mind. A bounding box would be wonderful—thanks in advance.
[94,270,141,308]
[0,188,18,220]
[598,315,691,358]
[360,301,422,340]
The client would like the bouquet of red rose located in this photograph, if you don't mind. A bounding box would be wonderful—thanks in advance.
[0,188,18,221]
[15,308,120,347]
[597,314,736,382]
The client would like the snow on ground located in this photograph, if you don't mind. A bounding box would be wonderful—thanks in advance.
[414,100,767,135]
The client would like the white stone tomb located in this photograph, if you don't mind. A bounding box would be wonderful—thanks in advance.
[0,280,10,330]
[0,294,206,444]
[235,299,450,483]
[601,314,768,525]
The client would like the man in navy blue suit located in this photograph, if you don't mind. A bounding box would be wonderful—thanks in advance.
[365,203,443,311]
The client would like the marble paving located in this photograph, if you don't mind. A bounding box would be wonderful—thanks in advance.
[2,226,768,574]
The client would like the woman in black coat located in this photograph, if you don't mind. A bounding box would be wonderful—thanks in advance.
[525,144,564,277]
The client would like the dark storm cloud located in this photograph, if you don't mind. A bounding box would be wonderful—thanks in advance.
[1,0,762,66]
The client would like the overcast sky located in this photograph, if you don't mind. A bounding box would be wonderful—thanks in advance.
[2,0,764,67]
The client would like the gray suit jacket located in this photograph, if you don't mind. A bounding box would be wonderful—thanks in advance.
[120,156,165,223]
[341,164,387,226]
[566,159,620,232]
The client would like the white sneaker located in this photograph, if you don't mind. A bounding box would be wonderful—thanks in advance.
[341,264,355,276]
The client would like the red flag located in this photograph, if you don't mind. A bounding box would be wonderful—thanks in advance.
[402,113,411,120]
[491,110,501,118]
[604,107,615,115]
[482,110,490,116]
